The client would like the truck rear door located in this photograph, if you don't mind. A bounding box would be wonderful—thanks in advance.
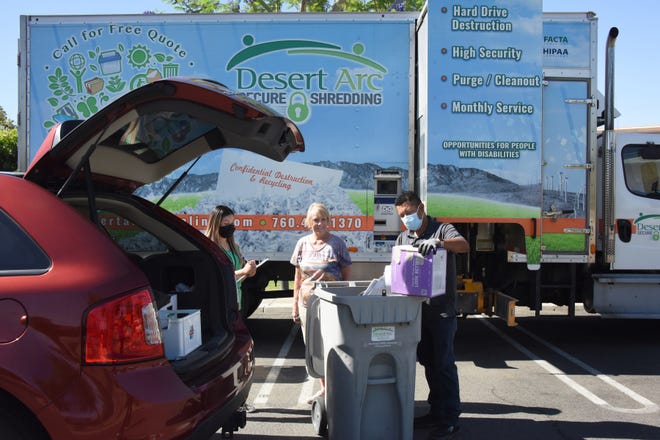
[540,79,593,263]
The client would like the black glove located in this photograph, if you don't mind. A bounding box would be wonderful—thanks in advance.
[417,238,438,257]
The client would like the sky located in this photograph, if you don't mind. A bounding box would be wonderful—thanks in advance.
[1,0,658,129]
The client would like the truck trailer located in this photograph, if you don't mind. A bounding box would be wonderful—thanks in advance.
[17,1,660,320]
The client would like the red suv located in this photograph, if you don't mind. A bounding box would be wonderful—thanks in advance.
[0,78,304,439]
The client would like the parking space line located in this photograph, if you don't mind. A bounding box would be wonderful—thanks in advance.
[478,316,659,414]
[253,323,300,405]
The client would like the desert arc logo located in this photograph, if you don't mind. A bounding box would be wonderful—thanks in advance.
[633,213,660,241]
[226,35,389,123]
[226,35,387,72]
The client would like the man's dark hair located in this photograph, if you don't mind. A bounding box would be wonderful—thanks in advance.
[395,190,422,207]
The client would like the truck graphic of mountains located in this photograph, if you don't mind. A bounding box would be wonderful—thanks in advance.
[140,162,544,208]
[311,161,543,207]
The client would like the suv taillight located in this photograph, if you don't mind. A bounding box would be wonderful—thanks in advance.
[84,289,163,364]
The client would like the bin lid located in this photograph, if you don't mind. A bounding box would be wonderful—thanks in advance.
[313,283,424,325]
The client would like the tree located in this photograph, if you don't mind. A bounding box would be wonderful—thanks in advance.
[0,106,14,131]
[162,0,424,13]
[0,106,17,171]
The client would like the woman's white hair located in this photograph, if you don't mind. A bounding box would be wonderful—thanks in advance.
[304,202,330,228]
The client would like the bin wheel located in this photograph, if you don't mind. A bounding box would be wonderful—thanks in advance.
[311,395,327,437]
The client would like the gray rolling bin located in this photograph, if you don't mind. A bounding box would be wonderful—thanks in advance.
[305,281,425,439]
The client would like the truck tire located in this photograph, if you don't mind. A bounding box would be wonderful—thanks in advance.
[311,395,328,437]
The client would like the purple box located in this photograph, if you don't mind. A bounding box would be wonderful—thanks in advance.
[390,245,446,297]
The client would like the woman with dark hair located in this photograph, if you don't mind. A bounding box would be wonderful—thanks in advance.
[205,205,257,310]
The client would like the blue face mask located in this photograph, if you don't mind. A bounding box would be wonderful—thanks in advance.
[401,206,422,231]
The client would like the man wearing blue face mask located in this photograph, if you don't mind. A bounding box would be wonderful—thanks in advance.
[394,191,469,439]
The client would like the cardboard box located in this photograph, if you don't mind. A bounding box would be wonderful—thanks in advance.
[390,245,446,297]
[158,308,202,359]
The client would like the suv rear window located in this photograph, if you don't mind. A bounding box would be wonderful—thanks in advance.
[99,210,168,253]
[0,210,51,274]
[104,111,216,164]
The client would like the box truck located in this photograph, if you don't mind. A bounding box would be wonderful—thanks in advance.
[18,1,660,320]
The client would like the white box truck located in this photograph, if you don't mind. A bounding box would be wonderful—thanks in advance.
[17,1,660,320]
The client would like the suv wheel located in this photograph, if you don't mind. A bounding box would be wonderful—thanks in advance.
[0,400,49,440]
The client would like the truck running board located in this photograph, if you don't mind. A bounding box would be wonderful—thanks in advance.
[593,274,660,318]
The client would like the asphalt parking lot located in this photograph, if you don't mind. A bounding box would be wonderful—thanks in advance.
[216,298,660,439]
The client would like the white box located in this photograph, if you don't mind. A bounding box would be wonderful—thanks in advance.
[158,309,202,359]
[390,245,447,297]
[157,295,178,329]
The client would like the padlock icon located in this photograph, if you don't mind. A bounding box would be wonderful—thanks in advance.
[287,92,310,122]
